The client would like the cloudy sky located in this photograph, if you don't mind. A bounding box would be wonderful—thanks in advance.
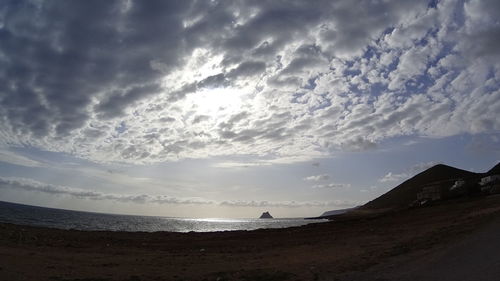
[0,0,499,218]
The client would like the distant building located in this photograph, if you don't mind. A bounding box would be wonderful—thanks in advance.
[416,178,461,204]
[480,175,500,194]
[450,179,466,191]
[480,175,500,186]
[449,178,481,196]
[412,173,500,207]
[417,184,442,201]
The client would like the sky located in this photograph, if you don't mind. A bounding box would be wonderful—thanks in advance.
[0,0,499,218]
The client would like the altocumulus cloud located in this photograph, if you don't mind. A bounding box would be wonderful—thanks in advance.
[0,177,355,208]
[379,161,437,183]
[303,174,350,189]
[311,183,351,189]
[303,174,330,182]
[0,0,499,163]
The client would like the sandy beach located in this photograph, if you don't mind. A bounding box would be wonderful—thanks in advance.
[1,195,500,281]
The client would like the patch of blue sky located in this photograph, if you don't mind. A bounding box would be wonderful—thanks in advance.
[428,41,456,69]
[115,121,127,134]
[0,161,40,178]
[343,68,362,78]
[384,55,399,76]
[302,77,317,90]
[377,133,500,171]
[362,45,380,60]
[367,83,387,99]
[290,92,307,104]
[312,93,333,111]
[428,0,438,9]
[403,74,435,95]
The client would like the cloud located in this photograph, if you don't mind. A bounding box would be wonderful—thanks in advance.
[340,137,378,152]
[0,176,354,208]
[378,172,408,183]
[379,161,436,183]
[311,183,351,189]
[212,161,271,169]
[0,176,213,205]
[303,174,330,182]
[212,155,321,168]
[0,1,499,164]
[460,0,500,58]
[303,174,351,189]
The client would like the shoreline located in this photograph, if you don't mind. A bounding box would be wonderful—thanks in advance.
[2,195,500,280]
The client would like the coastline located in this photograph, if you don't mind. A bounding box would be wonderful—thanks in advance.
[2,195,500,280]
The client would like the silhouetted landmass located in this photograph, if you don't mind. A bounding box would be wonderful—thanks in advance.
[306,207,356,219]
[320,207,356,217]
[363,164,479,210]
[259,211,273,219]
[487,162,500,175]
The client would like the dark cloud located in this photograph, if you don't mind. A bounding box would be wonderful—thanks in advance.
[158,117,176,123]
[220,1,325,54]
[341,137,377,151]
[192,115,211,124]
[227,61,266,78]
[460,0,500,58]
[95,83,161,119]
[0,0,191,136]
[197,73,229,89]
[217,110,293,144]
[82,128,106,139]
[320,0,427,57]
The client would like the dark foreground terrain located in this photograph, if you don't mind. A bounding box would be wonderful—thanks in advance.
[2,195,500,281]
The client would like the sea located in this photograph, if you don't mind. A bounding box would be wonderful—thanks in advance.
[0,201,327,233]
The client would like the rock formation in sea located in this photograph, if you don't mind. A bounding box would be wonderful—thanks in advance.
[259,211,273,219]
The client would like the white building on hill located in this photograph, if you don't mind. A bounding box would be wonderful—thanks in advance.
[480,175,500,186]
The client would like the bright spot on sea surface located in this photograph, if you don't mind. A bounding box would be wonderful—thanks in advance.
[183,218,245,223]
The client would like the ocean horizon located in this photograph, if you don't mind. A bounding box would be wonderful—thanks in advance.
[0,200,326,233]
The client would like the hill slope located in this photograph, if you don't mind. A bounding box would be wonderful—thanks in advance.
[363,164,478,210]
[487,162,500,175]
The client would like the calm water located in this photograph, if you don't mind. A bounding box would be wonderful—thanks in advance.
[0,201,326,232]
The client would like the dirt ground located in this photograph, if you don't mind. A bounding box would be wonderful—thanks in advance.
[2,195,500,281]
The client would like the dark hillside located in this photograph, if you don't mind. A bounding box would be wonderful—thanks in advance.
[363,164,478,210]
[486,162,500,175]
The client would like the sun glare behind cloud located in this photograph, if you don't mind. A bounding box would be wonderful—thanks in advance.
[187,87,247,118]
